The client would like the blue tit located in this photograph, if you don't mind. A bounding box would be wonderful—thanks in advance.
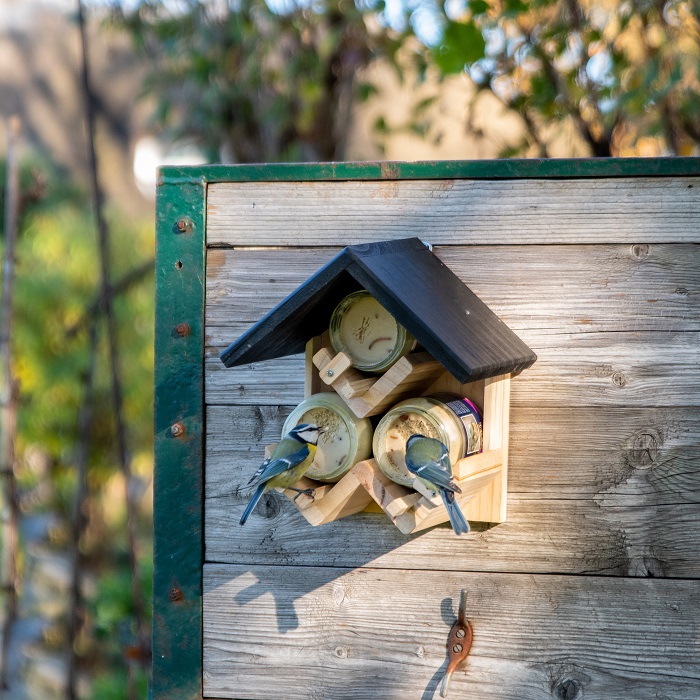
[240,423,322,525]
[405,434,470,535]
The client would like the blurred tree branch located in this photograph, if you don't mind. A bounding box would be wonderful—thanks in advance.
[0,117,21,695]
[77,3,149,696]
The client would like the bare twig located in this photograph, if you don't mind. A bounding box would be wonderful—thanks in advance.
[66,325,98,700]
[76,4,147,696]
[0,117,22,694]
[65,258,154,340]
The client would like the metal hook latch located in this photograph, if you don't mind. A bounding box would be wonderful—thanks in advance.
[440,589,473,697]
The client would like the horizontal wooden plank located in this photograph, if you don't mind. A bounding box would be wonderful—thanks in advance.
[205,405,700,576]
[205,244,700,406]
[203,564,700,699]
[206,245,700,333]
[206,178,700,246]
[205,330,700,407]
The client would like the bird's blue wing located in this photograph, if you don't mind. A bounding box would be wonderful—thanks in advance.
[410,460,460,493]
[248,437,310,485]
[257,444,310,484]
[247,456,272,485]
[436,445,452,476]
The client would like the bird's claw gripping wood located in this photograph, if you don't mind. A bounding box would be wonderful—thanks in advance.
[290,487,316,503]
[440,589,473,698]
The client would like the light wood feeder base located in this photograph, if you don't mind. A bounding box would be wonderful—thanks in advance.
[269,353,511,533]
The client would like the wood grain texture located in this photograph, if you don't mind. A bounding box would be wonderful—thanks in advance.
[203,221,700,698]
[203,564,700,699]
[205,178,700,246]
[206,244,700,334]
[205,244,700,407]
[206,404,700,577]
[205,330,700,407]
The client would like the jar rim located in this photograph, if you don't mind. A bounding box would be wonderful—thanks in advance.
[282,393,367,481]
[329,290,412,373]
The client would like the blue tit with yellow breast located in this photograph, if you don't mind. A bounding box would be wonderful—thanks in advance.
[405,434,470,535]
[240,423,322,525]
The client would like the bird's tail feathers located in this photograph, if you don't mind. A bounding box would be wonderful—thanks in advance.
[240,483,266,526]
[442,490,470,535]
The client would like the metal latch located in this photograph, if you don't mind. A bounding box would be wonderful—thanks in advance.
[440,589,473,697]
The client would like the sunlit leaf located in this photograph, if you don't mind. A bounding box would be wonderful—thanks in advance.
[433,21,486,74]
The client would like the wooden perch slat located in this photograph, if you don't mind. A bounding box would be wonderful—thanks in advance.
[289,467,374,526]
[313,339,445,418]
[453,449,503,480]
[319,352,352,385]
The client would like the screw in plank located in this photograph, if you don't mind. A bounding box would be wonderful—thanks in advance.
[170,422,186,438]
[174,218,193,234]
[455,628,466,638]
[176,322,190,337]
[168,587,184,602]
[452,644,463,653]
[326,370,334,377]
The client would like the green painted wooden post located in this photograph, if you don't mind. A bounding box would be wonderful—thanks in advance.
[152,156,700,698]
[159,156,700,184]
[153,169,206,700]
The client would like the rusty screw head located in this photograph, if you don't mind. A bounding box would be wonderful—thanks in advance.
[452,644,463,653]
[174,218,193,234]
[455,628,466,638]
[176,322,190,337]
[168,587,184,602]
[170,422,186,438]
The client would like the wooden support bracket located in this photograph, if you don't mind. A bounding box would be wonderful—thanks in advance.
[312,336,444,418]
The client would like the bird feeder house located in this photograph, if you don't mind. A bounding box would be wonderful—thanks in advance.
[220,237,536,532]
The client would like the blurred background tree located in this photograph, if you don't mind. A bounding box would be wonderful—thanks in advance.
[408,0,700,157]
[109,0,406,162]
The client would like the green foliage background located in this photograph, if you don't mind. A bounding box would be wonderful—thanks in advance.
[3,156,154,698]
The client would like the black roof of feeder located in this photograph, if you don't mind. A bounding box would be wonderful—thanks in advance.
[220,238,536,383]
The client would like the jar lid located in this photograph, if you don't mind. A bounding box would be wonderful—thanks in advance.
[329,291,414,373]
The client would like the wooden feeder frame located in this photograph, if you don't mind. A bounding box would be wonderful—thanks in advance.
[271,333,511,533]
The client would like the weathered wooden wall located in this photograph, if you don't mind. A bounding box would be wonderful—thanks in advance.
[203,177,700,699]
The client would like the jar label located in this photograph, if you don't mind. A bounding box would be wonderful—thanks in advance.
[443,398,483,456]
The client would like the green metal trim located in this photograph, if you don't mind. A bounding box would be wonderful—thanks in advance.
[159,157,700,184]
[152,179,205,699]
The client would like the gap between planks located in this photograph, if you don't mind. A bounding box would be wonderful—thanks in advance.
[199,558,700,582]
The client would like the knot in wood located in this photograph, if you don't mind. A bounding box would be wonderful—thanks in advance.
[256,492,281,519]
[554,678,582,700]
[611,371,627,388]
[626,430,661,470]
[548,664,590,699]
[334,646,349,658]
[631,243,650,260]
[332,585,346,608]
